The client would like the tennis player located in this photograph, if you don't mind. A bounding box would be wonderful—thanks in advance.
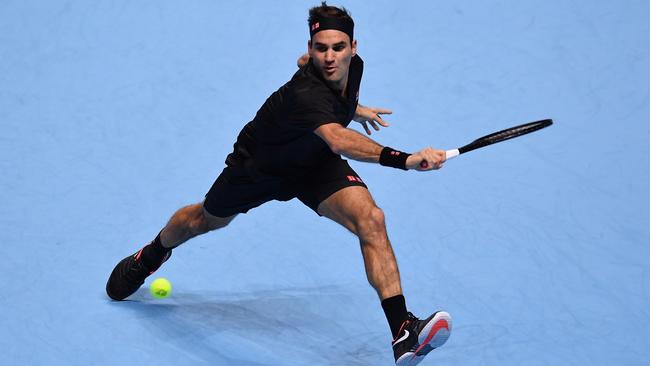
[106,3,451,364]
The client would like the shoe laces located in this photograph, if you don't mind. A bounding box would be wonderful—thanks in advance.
[406,312,419,322]
[124,257,150,284]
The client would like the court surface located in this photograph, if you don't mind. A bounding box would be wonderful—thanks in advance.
[1,1,649,365]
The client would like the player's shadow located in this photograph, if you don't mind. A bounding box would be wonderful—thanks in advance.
[114,285,386,365]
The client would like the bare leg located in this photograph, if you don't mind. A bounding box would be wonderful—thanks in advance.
[317,186,402,300]
[159,202,237,248]
[106,202,236,301]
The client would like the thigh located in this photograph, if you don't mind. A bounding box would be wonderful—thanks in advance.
[203,166,295,218]
[296,157,369,216]
[316,185,379,234]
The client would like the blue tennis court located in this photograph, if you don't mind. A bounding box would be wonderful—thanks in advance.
[1,1,648,365]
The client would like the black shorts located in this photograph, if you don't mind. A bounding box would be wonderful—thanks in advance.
[203,157,367,217]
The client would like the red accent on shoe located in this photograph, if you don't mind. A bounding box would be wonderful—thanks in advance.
[415,318,449,354]
[134,248,144,261]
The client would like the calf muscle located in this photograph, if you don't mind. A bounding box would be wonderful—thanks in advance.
[160,203,236,248]
[318,187,402,299]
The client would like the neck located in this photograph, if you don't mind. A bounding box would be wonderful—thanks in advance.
[332,74,349,97]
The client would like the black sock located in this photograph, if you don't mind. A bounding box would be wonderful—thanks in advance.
[140,232,171,269]
[381,294,408,339]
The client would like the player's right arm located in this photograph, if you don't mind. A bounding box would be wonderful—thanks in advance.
[314,123,445,171]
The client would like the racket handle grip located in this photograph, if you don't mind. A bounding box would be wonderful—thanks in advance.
[419,148,460,168]
[445,149,460,160]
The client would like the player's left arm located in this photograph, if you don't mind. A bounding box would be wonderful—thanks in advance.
[353,104,391,135]
[297,53,310,67]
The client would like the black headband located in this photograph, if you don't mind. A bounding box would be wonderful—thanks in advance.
[309,17,354,43]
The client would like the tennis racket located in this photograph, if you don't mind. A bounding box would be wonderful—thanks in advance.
[441,119,553,162]
[420,119,552,168]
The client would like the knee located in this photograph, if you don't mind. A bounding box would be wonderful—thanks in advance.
[356,206,386,240]
[198,207,234,232]
[184,205,216,235]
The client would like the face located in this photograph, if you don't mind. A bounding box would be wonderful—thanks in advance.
[308,30,357,91]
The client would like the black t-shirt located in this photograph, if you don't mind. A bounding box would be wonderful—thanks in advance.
[226,55,364,177]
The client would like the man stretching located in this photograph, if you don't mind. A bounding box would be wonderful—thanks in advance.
[107,3,451,365]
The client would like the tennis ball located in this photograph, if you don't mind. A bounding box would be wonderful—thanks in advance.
[150,278,172,299]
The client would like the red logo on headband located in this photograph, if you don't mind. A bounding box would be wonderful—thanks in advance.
[311,22,320,31]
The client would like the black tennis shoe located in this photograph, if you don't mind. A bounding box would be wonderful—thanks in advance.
[392,311,452,366]
[106,247,171,300]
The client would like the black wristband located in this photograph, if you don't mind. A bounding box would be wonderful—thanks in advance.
[379,147,411,170]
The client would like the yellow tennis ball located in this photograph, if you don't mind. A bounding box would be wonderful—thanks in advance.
[150,278,172,299]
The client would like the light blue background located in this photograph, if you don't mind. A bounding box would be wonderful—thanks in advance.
[1,1,649,365]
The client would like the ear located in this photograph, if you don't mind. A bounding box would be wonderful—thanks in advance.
[308,40,313,56]
[351,39,357,57]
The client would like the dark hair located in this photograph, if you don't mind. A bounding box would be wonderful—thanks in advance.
[308,2,354,28]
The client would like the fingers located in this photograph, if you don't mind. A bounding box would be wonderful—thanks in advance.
[355,106,391,133]
[419,161,444,170]
[374,114,390,127]
[362,122,372,135]
[373,108,392,115]
[372,107,391,127]
[417,147,446,171]
[361,113,388,133]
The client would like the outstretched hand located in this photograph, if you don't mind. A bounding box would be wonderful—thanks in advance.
[353,105,392,135]
[406,147,446,171]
